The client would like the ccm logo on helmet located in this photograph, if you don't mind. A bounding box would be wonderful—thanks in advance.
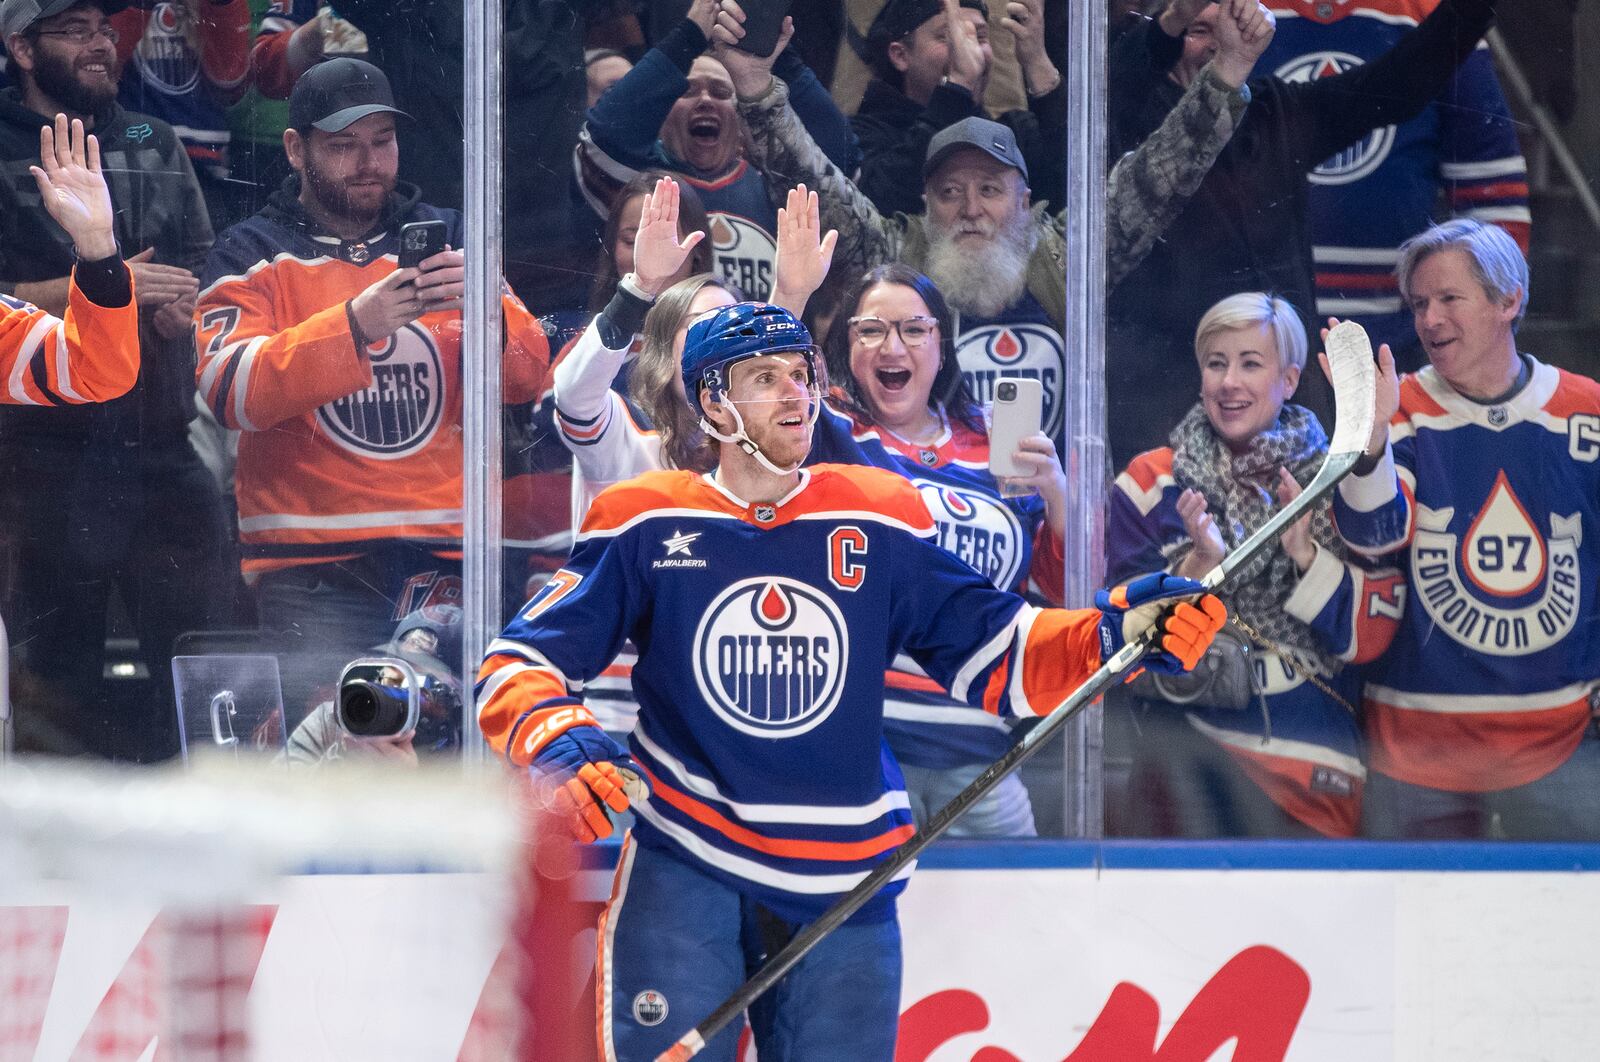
[692,577,849,738]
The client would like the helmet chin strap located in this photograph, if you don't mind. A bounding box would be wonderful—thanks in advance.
[699,392,821,479]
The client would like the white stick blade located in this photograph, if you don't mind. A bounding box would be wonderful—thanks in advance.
[1324,320,1377,456]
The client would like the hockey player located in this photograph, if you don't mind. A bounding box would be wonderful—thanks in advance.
[2,112,137,406]
[476,301,1228,1061]
[195,58,550,715]
[1333,218,1600,839]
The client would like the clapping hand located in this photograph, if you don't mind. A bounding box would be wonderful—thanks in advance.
[1175,487,1227,578]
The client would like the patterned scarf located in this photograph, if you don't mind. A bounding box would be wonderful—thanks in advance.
[1169,402,1346,675]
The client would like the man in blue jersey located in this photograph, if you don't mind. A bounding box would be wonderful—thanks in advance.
[477,302,1227,1061]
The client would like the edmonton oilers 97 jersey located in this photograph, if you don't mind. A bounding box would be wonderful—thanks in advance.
[195,193,550,579]
[1334,359,1600,791]
[1260,0,1528,350]
[477,465,1102,922]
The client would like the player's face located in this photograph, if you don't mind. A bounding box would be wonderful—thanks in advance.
[923,150,1029,250]
[299,114,400,229]
[586,54,632,109]
[721,352,816,467]
[1176,4,1221,86]
[890,8,991,102]
[1198,321,1300,453]
[673,285,739,367]
[848,282,942,436]
[661,57,739,176]
[1406,248,1521,396]
[13,4,119,114]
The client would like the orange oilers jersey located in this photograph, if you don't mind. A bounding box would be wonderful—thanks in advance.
[196,197,549,576]
[1,267,138,407]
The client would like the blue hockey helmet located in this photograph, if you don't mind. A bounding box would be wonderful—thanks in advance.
[680,302,817,415]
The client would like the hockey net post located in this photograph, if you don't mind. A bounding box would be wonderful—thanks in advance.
[0,758,586,1061]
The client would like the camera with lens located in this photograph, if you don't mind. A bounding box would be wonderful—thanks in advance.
[997,381,1018,402]
[337,658,420,740]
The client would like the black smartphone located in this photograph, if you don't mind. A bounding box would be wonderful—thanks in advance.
[397,219,447,269]
[733,0,792,58]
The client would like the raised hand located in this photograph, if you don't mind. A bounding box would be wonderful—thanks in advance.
[943,0,988,93]
[1211,0,1275,88]
[1002,0,1059,95]
[31,113,116,261]
[1175,487,1227,578]
[709,0,793,98]
[633,177,707,298]
[770,183,837,314]
[686,0,719,39]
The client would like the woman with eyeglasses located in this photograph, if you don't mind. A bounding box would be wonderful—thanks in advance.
[817,262,1069,836]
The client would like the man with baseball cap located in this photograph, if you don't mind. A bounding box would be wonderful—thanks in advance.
[852,0,1066,218]
[194,57,550,721]
[0,0,231,761]
[713,0,1274,445]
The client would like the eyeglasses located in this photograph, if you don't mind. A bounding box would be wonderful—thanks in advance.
[847,315,939,349]
[33,24,119,44]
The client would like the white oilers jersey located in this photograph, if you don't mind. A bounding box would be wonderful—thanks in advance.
[1334,358,1600,790]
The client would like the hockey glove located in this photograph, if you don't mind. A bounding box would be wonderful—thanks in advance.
[530,718,644,844]
[1096,572,1228,675]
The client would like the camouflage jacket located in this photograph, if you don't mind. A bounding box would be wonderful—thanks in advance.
[736,65,1251,333]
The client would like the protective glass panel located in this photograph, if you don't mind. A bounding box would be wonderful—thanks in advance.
[171,653,286,762]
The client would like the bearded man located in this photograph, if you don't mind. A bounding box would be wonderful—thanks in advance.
[0,0,226,761]
[714,0,1277,441]
[194,57,551,720]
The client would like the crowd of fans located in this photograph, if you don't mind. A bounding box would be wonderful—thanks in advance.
[2,0,1592,844]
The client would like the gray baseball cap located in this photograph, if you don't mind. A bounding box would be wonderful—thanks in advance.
[923,116,1029,183]
[289,57,409,134]
[1,0,129,41]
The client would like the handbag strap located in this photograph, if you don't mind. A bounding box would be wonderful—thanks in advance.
[1226,614,1359,717]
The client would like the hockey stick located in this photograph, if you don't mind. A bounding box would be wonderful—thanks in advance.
[656,323,1378,1062]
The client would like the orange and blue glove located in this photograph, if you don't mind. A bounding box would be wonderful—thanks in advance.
[529,710,643,843]
[1096,572,1228,674]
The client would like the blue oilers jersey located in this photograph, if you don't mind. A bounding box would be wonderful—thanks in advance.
[477,465,1104,921]
[1261,0,1529,350]
[1111,446,1403,836]
[953,291,1066,438]
[826,404,1063,769]
[1334,359,1600,791]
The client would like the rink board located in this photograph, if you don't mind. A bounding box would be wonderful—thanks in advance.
[6,841,1600,1060]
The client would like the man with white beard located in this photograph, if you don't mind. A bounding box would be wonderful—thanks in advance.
[713,0,1277,439]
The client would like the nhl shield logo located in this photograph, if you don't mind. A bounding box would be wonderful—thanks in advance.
[692,577,849,738]
[754,504,776,523]
[918,448,938,466]
[347,241,372,264]
[633,990,668,1026]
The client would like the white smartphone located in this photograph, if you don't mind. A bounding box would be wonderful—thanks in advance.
[987,377,1044,480]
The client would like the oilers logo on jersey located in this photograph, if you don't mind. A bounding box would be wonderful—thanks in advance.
[1411,473,1582,656]
[955,323,1064,436]
[709,212,776,301]
[914,480,1025,591]
[317,322,445,458]
[692,576,849,739]
[1274,52,1397,184]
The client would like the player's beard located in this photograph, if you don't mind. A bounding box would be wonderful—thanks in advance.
[923,205,1038,320]
[301,153,394,233]
[29,47,117,116]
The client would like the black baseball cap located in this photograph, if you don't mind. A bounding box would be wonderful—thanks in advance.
[0,0,129,41]
[868,0,987,47]
[924,116,1028,182]
[289,57,409,134]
